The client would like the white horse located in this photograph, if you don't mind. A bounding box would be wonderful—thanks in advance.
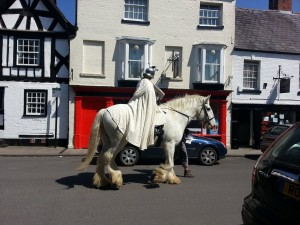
[78,94,216,189]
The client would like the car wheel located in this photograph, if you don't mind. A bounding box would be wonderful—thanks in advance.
[199,147,217,166]
[118,146,139,166]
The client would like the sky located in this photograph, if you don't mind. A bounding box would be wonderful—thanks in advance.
[57,0,300,25]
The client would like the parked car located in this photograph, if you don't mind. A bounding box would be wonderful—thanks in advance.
[117,134,227,166]
[260,124,292,152]
[242,122,300,225]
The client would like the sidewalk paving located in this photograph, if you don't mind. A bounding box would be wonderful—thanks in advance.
[0,146,261,157]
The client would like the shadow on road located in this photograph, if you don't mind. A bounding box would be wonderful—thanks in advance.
[56,172,94,189]
[123,169,153,184]
[56,169,156,190]
[244,155,260,161]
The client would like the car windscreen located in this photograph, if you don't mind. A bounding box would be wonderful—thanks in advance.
[269,126,288,135]
[268,125,300,166]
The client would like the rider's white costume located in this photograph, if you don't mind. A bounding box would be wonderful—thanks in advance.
[106,77,165,150]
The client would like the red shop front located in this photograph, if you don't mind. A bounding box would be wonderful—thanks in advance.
[72,86,230,149]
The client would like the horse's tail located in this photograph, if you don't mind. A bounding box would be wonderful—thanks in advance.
[77,109,104,170]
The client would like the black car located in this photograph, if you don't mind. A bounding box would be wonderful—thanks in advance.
[242,122,300,225]
[260,124,292,152]
[117,134,227,166]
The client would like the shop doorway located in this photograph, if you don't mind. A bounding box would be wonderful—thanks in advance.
[238,109,251,147]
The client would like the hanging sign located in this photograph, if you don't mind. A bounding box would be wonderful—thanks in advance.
[280,78,290,93]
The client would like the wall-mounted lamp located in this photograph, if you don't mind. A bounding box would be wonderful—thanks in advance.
[263,83,267,89]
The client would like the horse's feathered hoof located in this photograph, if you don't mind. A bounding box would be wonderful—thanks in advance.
[152,168,167,183]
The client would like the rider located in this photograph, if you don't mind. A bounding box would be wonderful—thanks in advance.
[127,66,165,150]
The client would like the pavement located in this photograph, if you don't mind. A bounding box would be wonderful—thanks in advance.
[0,145,262,157]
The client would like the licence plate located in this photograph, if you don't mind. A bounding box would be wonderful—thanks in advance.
[282,182,300,201]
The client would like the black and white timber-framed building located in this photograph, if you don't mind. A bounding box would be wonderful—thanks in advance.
[0,0,76,146]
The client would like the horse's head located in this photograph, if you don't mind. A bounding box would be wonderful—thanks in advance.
[196,95,216,130]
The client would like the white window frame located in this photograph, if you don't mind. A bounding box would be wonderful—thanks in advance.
[199,4,221,27]
[117,37,154,80]
[17,39,40,66]
[124,0,148,22]
[24,90,47,116]
[196,45,225,83]
[243,60,260,90]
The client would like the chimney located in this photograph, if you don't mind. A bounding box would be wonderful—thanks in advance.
[269,0,292,11]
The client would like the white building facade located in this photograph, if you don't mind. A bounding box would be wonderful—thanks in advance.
[0,0,75,146]
[69,0,236,149]
[231,3,300,148]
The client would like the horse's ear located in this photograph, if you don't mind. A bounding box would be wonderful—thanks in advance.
[206,95,211,102]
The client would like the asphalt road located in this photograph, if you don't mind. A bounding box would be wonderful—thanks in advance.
[0,156,257,225]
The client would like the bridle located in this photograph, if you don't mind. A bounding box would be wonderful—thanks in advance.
[198,103,215,125]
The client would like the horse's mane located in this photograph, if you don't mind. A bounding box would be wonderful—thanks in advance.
[162,94,206,110]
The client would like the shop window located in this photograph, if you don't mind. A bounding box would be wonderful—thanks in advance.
[243,60,260,90]
[24,90,47,117]
[261,111,295,137]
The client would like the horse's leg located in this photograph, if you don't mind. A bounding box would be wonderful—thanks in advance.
[105,137,127,188]
[93,118,112,188]
[153,142,181,184]
[93,145,111,188]
[164,142,181,184]
[99,111,128,188]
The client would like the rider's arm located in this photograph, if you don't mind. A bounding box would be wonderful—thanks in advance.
[153,84,165,101]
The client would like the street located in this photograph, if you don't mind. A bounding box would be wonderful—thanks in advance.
[0,156,257,225]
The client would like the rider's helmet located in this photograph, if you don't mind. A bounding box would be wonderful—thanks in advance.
[143,66,156,79]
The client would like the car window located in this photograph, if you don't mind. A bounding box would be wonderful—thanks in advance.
[269,126,288,135]
[270,125,300,166]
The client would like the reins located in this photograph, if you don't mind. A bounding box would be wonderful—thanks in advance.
[161,100,214,124]
[161,104,192,120]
